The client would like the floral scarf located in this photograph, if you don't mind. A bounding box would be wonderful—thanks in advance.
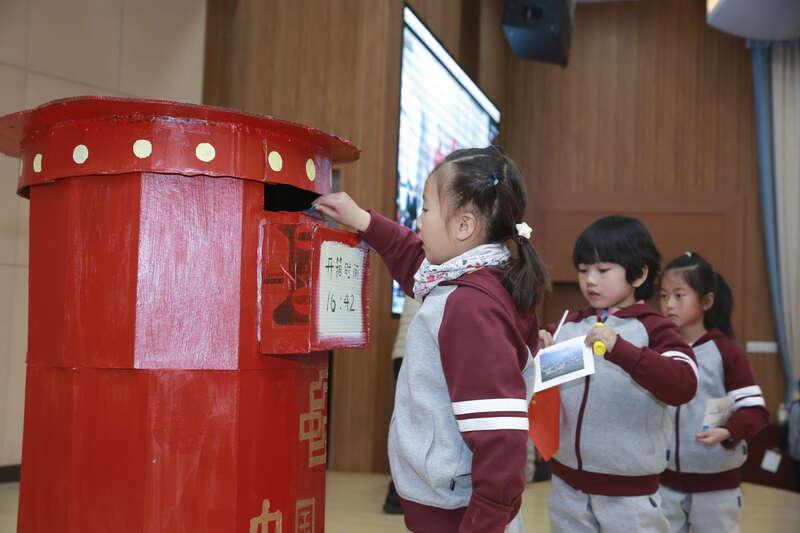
[412,243,511,300]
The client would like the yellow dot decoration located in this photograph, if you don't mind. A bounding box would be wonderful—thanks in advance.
[73,144,89,164]
[268,151,283,172]
[305,158,316,181]
[133,139,152,159]
[195,142,216,163]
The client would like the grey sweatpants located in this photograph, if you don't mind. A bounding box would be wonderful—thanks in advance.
[659,484,742,533]
[548,474,669,533]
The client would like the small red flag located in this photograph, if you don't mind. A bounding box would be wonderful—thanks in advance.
[528,387,560,461]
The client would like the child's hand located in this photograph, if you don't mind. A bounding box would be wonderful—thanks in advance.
[696,427,731,447]
[585,324,618,354]
[538,329,554,349]
[313,192,371,231]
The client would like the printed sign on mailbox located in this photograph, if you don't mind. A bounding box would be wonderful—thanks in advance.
[259,211,370,354]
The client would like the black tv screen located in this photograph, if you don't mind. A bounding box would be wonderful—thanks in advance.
[393,5,501,314]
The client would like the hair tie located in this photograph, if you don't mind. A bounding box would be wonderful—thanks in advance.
[515,222,533,240]
[685,251,692,258]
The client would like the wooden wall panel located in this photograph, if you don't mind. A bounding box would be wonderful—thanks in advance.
[478,0,509,113]
[204,0,487,473]
[505,0,785,414]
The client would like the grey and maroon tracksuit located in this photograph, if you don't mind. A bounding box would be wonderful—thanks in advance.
[547,305,698,533]
[361,211,537,533]
[659,329,768,533]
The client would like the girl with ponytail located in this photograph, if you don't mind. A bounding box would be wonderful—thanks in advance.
[658,252,768,533]
[314,146,549,533]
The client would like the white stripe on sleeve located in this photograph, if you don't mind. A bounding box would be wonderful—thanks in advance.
[456,416,529,432]
[732,396,766,410]
[451,398,528,415]
[728,385,763,400]
[663,350,699,379]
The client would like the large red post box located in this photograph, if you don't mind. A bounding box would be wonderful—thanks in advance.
[0,97,368,532]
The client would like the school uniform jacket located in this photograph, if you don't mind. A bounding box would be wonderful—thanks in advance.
[548,305,698,496]
[661,329,769,492]
[361,210,538,533]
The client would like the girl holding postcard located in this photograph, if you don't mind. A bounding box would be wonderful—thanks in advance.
[539,215,697,533]
[658,252,768,533]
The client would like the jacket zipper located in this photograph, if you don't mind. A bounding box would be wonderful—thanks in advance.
[674,405,681,473]
[576,311,604,471]
[575,376,591,470]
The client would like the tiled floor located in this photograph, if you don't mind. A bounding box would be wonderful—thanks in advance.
[2,471,799,532]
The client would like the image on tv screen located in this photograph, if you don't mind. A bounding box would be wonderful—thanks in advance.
[393,5,501,314]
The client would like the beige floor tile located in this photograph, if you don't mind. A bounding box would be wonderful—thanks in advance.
[27,0,123,90]
[0,483,18,532]
[0,471,799,531]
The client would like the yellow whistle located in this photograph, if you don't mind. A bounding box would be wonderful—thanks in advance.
[593,322,607,356]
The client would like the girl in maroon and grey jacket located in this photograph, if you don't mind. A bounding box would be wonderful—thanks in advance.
[539,216,698,533]
[314,146,551,533]
[658,252,768,533]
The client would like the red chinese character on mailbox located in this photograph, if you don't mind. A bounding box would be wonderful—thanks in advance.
[0,97,368,533]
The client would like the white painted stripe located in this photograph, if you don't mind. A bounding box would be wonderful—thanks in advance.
[452,398,528,415]
[664,351,699,379]
[457,416,529,432]
[728,385,762,399]
[732,397,766,410]
[745,341,778,353]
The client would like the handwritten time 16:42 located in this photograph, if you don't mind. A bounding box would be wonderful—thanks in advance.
[324,291,357,313]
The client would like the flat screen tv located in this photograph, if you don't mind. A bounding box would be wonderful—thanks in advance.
[393,5,501,314]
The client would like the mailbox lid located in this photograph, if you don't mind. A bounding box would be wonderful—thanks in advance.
[0,96,359,197]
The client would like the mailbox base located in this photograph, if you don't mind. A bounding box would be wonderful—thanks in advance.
[18,360,329,533]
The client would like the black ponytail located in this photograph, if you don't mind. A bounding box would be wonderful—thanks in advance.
[708,272,734,337]
[506,234,550,315]
[438,146,551,315]
[663,252,734,337]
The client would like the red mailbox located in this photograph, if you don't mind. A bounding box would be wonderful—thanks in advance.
[0,97,368,532]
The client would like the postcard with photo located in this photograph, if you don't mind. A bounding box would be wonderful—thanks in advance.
[533,335,596,393]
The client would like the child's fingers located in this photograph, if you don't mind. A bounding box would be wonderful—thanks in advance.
[538,330,553,348]
[312,193,370,231]
[310,201,337,218]
[314,193,350,216]
[584,330,597,347]
[584,327,605,345]
[695,431,722,447]
[313,192,343,209]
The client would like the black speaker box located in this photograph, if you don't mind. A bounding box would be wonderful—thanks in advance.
[502,0,575,66]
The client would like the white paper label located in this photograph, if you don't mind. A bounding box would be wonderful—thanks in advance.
[761,449,782,473]
[701,397,734,431]
[317,241,365,340]
[778,402,789,424]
